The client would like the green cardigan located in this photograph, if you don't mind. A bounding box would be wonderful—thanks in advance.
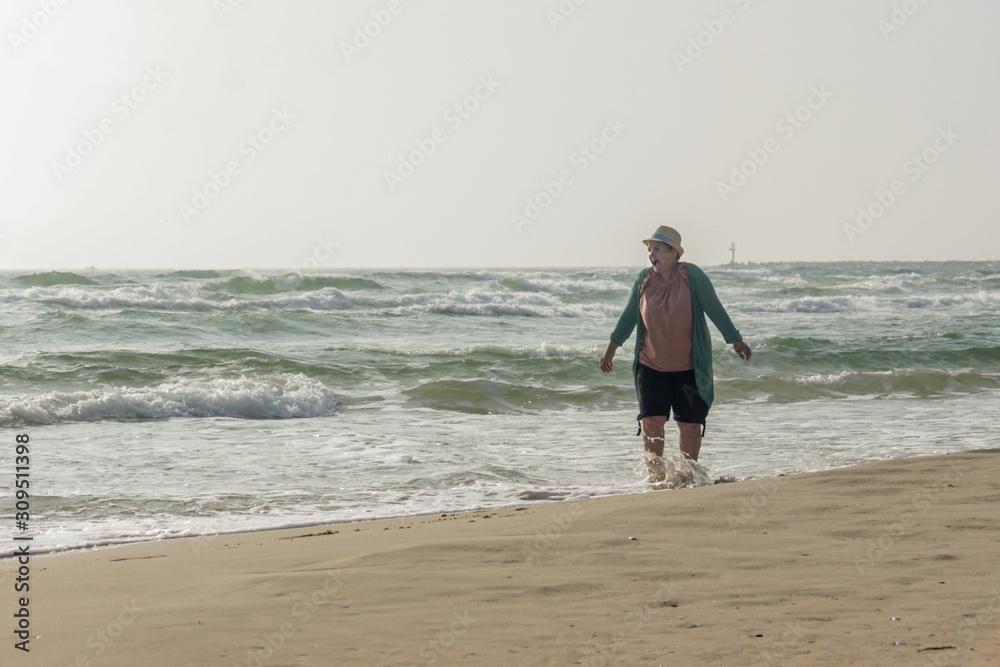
[609,263,742,407]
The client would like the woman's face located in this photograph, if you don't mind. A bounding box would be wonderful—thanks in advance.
[647,241,677,274]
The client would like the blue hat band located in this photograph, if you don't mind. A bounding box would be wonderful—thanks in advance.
[650,233,676,243]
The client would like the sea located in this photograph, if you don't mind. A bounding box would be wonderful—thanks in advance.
[1,262,998,556]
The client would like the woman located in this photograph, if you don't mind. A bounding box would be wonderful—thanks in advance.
[599,225,751,479]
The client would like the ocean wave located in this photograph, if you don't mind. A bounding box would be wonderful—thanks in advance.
[263,290,355,310]
[746,332,982,355]
[737,290,1000,313]
[851,273,928,291]
[4,282,622,316]
[13,271,97,287]
[12,347,336,383]
[726,336,1000,379]
[4,285,355,312]
[374,269,504,281]
[216,274,383,295]
[0,374,337,425]
[757,274,810,287]
[160,270,226,279]
[16,284,210,310]
[351,290,621,318]
[496,274,627,295]
[397,365,1000,411]
[737,296,872,313]
[353,342,592,360]
[718,369,1000,402]
[402,378,630,414]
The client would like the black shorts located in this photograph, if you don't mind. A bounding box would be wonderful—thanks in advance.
[636,363,710,426]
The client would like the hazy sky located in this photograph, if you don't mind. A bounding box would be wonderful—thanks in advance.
[3,0,998,269]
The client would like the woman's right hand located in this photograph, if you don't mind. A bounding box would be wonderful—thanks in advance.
[599,343,618,373]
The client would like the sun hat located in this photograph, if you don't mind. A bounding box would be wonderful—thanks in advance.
[642,225,684,257]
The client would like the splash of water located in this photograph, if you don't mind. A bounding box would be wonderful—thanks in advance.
[640,451,712,489]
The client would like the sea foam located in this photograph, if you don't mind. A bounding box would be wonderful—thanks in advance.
[1,373,337,424]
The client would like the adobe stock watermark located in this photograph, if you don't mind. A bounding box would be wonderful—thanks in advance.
[673,0,753,73]
[54,600,142,667]
[383,75,501,193]
[8,0,72,53]
[545,0,589,31]
[234,570,345,667]
[214,0,246,22]
[521,503,583,564]
[852,458,963,575]
[843,126,959,244]
[188,532,220,557]
[340,0,414,63]
[177,106,295,224]
[410,610,475,666]
[716,84,833,202]
[580,579,678,667]
[751,622,807,667]
[726,477,779,530]
[291,234,340,275]
[924,587,1000,666]
[51,65,169,182]
[511,116,627,233]
[878,0,933,40]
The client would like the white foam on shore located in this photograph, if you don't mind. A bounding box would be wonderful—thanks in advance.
[641,451,713,489]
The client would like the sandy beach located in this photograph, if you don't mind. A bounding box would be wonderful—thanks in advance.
[4,450,999,666]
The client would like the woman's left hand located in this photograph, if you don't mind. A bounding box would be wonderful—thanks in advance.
[733,340,752,361]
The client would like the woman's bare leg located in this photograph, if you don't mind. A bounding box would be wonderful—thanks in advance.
[641,416,667,479]
[677,422,702,461]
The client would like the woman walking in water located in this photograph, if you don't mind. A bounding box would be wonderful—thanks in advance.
[599,226,751,480]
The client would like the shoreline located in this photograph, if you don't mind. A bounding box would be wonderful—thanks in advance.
[6,453,930,561]
[5,449,988,561]
[4,450,999,666]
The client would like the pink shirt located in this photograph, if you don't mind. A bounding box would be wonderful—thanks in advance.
[639,265,694,372]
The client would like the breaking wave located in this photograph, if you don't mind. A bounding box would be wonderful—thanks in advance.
[0,374,337,425]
